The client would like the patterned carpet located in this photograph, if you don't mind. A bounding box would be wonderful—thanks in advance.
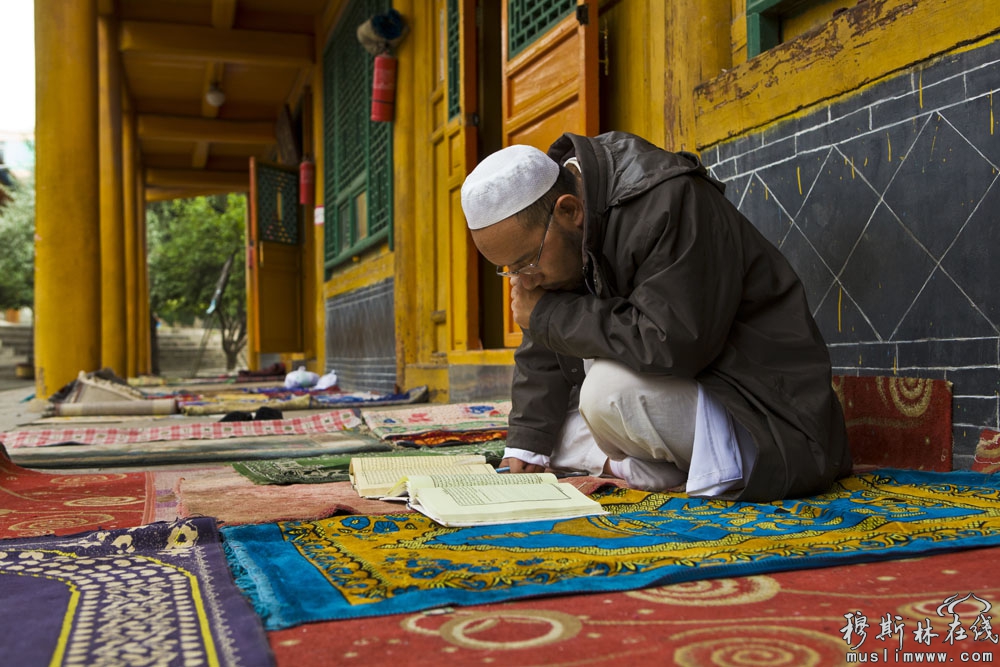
[0,518,273,666]
[222,469,1000,629]
[361,401,511,445]
[0,444,147,538]
[2,409,362,448]
[834,374,953,471]
[266,545,1000,666]
[2,376,996,666]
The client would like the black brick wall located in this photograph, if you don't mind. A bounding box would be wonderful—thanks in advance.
[324,279,396,393]
[701,39,1000,469]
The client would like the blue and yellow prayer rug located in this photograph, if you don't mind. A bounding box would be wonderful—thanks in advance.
[221,469,1000,630]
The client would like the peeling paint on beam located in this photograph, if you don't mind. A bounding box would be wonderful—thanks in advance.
[694,0,1000,147]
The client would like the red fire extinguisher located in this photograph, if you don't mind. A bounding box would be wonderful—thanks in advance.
[371,52,397,122]
[299,156,315,205]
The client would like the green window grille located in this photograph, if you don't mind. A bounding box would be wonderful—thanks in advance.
[257,164,299,245]
[322,0,394,270]
[507,0,576,59]
[746,0,828,59]
[447,0,460,119]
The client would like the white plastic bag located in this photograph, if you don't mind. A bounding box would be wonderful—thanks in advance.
[284,366,319,389]
[315,370,338,390]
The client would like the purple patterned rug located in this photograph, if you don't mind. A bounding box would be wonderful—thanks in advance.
[0,517,273,666]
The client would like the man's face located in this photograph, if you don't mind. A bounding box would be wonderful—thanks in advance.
[471,195,585,292]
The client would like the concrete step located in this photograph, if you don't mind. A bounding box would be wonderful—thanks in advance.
[0,326,237,377]
[154,327,236,377]
[0,325,33,359]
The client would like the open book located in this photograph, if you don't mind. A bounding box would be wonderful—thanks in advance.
[349,454,496,498]
[348,454,607,527]
[409,475,607,527]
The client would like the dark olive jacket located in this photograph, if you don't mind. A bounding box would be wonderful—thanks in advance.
[509,131,851,501]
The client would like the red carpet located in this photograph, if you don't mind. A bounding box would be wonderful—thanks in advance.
[0,444,147,538]
[972,428,1000,473]
[834,375,953,471]
[2,408,362,448]
[267,545,1000,665]
[176,474,622,526]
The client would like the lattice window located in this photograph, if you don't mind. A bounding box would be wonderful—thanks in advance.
[257,164,299,245]
[746,0,841,58]
[447,0,460,119]
[322,0,394,268]
[507,0,575,58]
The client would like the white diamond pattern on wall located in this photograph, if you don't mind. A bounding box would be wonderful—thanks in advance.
[702,40,1000,466]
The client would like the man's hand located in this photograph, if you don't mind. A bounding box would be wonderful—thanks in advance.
[500,456,546,474]
[510,276,545,329]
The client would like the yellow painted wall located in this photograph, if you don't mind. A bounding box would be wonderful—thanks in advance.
[599,0,666,147]
[695,0,1000,149]
[599,0,731,153]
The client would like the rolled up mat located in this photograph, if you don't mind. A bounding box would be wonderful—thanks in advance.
[54,398,178,416]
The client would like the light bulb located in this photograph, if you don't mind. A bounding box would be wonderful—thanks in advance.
[205,83,226,107]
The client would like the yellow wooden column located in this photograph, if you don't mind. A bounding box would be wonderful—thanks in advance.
[663,0,732,151]
[34,0,101,397]
[392,0,418,389]
[99,16,127,376]
[137,177,151,375]
[122,105,139,378]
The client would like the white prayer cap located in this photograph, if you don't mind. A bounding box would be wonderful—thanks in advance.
[461,144,559,230]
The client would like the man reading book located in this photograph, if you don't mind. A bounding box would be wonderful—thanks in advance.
[459,132,851,502]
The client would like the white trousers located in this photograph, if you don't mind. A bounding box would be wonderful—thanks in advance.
[513,359,745,494]
[549,359,700,491]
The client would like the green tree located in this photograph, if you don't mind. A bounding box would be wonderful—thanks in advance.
[0,175,35,311]
[147,194,247,370]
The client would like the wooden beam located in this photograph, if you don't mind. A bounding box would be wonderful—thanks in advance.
[191,141,211,169]
[285,65,314,118]
[211,0,237,28]
[146,168,249,190]
[137,114,276,143]
[119,20,314,67]
[145,186,245,202]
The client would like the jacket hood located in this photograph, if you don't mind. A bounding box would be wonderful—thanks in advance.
[548,131,724,219]
[548,132,724,292]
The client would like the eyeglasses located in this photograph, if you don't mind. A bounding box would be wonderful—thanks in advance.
[495,207,554,277]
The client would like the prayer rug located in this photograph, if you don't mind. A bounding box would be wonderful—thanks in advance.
[8,431,390,470]
[233,440,507,485]
[1,409,362,448]
[177,385,428,416]
[972,428,1000,473]
[311,385,429,408]
[266,545,1000,666]
[0,517,274,667]
[833,375,953,471]
[176,471,405,525]
[362,401,511,445]
[236,362,286,382]
[222,469,1000,629]
[144,466,232,524]
[179,472,618,526]
[0,444,146,538]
